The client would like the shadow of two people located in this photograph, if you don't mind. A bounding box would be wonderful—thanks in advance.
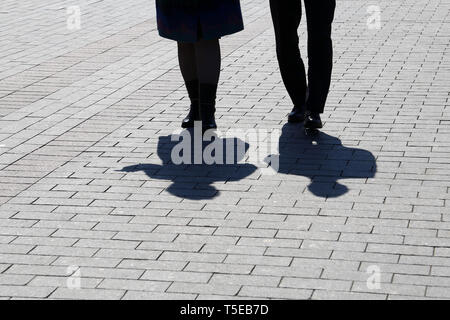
[121,124,376,200]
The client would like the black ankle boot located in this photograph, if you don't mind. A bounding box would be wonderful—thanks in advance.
[181,80,200,128]
[199,83,218,131]
[304,111,323,129]
[288,105,306,123]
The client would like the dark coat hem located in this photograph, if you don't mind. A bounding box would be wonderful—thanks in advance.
[158,26,244,43]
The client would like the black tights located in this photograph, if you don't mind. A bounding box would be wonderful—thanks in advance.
[177,39,221,85]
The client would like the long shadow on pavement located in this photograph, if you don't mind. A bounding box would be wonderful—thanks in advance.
[271,123,377,198]
[121,124,377,200]
[121,132,258,200]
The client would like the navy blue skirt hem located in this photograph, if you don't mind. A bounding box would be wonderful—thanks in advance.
[156,0,244,43]
[158,26,244,43]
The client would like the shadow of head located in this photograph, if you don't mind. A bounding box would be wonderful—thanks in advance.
[121,131,259,200]
[275,124,377,198]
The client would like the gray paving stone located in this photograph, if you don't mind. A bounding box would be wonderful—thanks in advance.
[28,276,102,289]
[196,294,252,300]
[281,278,352,291]
[185,262,254,275]
[239,286,312,300]
[74,239,140,250]
[201,244,266,256]
[122,291,196,300]
[351,282,426,297]
[118,259,187,272]
[98,279,170,292]
[331,251,399,264]
[0,274,33,286]
[322,270,393,283]
[50,288,124,300]
[393,274,450,287]
[0,285,55,299]
[159,252,226,264]
[94,248,161,261]
[142,270,212,283]
[312,290,387,300]
[0,254,56,266]
[113,231,176,243]
[30,246,98,258]
[167,283,240,296]
[0,244,34,255]
[210,274,280,287]
[214,227,277,238]
[426,287,450,299]
[367,243,433,256]
[291,258,360,271]
[359,262,430,276]
[52,257,122,268]
[77,267,144,280]
[225,255,292,267]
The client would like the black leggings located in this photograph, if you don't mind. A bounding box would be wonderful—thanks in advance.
[178,39,221,85]
[270,0,336,113]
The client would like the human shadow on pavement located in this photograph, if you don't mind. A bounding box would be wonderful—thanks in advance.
[121,131,258,200]
[268,123,377,198]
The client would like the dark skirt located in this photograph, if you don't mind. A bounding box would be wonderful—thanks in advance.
[156,0,244,42]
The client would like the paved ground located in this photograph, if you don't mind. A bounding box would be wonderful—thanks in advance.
[0,0,449,300]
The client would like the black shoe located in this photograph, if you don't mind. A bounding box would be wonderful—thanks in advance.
[181,80,200,128]
[201,105,217,131]
[199,83,218,131]
[304,112,323,129]
[288,106,306,123]
[201,115,217,132]
[181,103,199,128]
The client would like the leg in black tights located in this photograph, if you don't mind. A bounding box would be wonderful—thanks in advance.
[194,39,221,84]
[178,39,221,84]
[178,42,197,82]
[178,42,200,128]
[195,39,220,130]
[178,39,221,129]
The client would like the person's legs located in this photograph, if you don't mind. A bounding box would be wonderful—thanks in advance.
[178,42,197,82]
[304,0,336,114]
[194,38,221,130]
[270,0,307,115]
[178,42,200,128]
[194,39,221,85]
